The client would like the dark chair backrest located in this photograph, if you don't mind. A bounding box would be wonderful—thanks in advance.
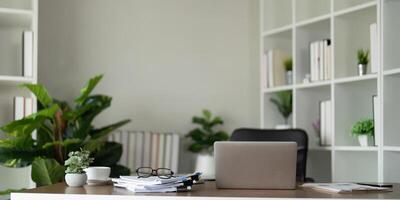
[230,128,308,182]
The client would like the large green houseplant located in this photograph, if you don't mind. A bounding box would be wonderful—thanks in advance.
[0,75,131,187]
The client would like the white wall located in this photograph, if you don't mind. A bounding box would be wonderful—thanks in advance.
[38,0,259,172]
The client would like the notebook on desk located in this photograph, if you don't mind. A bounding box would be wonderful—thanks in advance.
[302,183,392,194]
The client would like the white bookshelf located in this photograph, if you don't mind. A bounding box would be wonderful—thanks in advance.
[0,0,37,191]
[260,0,399,183]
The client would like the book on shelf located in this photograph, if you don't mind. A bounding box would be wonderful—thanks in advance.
[128,131,136,171]
[23,31,33,77]
[135,131,144,168]
[14,96,34,120]
[171,134,180,173]
[319,100,332,146]
[373,95,379,146]
[370,23,379,73]
[143,131,152,167]
[261,50,290,88]
[164,134,173,169]
[150,133,159,168]
[310,39,331,82]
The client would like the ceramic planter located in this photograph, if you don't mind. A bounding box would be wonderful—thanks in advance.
[195,154,215,180]
[358,64,367,76]
[358,135,373,146]
[286,70,293,85]
[65,173,87,187]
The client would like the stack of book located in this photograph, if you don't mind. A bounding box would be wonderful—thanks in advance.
[310,39,331,82]
[112,172,201,193]
[261,49,290,89]
[14,96,33,120]
[319,100,332,146]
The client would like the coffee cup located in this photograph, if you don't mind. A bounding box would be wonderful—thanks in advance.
[84,167,111,181]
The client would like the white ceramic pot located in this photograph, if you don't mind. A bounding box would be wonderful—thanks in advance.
[358,135,373,146]
[65,173,87,187]
[84,167,110,181]
[275,124,291,129]
[195,154,215,180]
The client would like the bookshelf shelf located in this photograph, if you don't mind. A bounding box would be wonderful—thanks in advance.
[0,75,34,83]
[260,0,396,182]
[334,146,378,151]
[334,1,377,17]
[0,8,32,15]
[263,85,293,93]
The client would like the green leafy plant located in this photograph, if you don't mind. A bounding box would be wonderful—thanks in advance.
[270,91,292,124]
[186,109,229,154]
[351,118,374,137]
[65,149,93,174]
[357,49,369,65]
[283,57,293,71]
[0,75,131,187]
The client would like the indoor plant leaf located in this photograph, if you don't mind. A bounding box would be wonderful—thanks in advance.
[20,84,53,107]
[75,74,103,105]
[31,157,65,186]
[109,164,131,178]
[91,142,122,166]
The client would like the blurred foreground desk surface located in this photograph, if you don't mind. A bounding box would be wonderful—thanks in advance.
[11,181,400,200]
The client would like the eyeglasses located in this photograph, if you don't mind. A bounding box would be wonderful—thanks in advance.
[136,167,174,179]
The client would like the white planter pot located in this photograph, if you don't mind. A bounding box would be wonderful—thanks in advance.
[195,154,215,180]
[275,124,291,129]
[65,173,87,187]
[358,135,373,146]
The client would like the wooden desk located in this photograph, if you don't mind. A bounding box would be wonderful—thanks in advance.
[11,181,400,200]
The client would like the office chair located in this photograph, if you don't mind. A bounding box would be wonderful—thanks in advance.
[230,128,312,183]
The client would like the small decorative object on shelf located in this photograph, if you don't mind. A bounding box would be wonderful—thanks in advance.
[270,91,292,129]
[303,74,311,84]
[284,57,293,85]
[65,149,94,187]
[186,109,229,180]
[312,119,321,145]
[351,118,374,147]
[357,48,369,76]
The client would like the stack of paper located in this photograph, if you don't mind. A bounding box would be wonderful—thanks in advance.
[302,183,392,194]
[112,173,201,193]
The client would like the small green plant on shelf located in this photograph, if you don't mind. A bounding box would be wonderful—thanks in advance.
[186,109,229,154]
[357,49,369,65]
[270,91,292,125]
[65,149,93,174]
[351,118,374,137]
[351,118,374,147]
[283,58,293,72]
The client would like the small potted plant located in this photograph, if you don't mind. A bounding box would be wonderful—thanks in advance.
[357,49,369,76]
[64,149,94,187]
[284,57,293,85]
[186,109,229,179]
[351,118,374,146]
[270,91,292,129]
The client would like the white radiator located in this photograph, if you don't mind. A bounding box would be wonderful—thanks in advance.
[108,131,180,174]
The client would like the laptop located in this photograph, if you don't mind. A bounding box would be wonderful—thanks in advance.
[214,141,297,189]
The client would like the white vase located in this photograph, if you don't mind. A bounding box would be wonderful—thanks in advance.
[275,124,291,129]
[195,154,215,180]
[358,135,373,147]
[65,173,87,187]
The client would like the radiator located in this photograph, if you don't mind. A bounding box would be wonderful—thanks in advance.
[108,131,180,174]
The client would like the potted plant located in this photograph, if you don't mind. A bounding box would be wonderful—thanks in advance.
[64,149,93,187]
[357,49,369,76]
[351,118,374,146]
[270,91,292,129]
[284,57,293,85]
[0,75,131,190]
[186,109,229,179]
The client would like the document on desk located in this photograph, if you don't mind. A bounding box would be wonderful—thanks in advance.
[301,183,392,194]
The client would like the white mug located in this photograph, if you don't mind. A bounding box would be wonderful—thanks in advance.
[84,167,111,181]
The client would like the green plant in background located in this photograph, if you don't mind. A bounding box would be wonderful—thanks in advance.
[0,75,131,187]
[357,49,369,65]
[270,91,292,124]
[186,109,229,154]
[351,118,374,137]
[65,149,93,174]
[283,57,293,72]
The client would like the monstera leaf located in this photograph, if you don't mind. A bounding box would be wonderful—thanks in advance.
[31,158,65,186]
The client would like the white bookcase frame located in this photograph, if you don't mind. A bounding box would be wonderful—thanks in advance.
[260,0,400,182]
[0,0,38,190]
